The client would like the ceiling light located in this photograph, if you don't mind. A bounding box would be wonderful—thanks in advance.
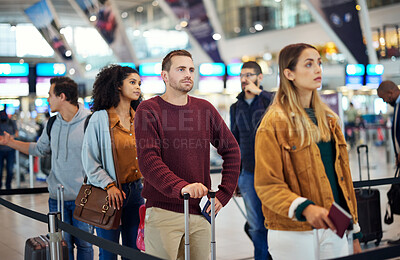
[152,1,159,6]
[212,33,221,41]
[133,30,140,36]
[69,68,75,75]
[254,23,263,31]
[137,6,144,12]
[180,20,188,28]
[121,12,128,19]
[65,50,72,57]
[89,15,97,22]
[85,64,92,71]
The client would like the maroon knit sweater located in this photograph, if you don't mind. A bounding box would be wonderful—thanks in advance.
[135,95,240,215]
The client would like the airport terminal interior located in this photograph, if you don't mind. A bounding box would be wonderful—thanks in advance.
[1,0,400,259]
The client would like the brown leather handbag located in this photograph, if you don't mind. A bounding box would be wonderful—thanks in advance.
[73,115,123,230]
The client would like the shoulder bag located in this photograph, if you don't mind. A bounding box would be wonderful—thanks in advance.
[384,167,400,225]
[73,115,123,230]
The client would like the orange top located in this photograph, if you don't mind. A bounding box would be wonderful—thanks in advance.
[108,107,142,184]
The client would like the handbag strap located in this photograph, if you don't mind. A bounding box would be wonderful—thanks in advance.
[109,114,122,190]
[395,167,400,179]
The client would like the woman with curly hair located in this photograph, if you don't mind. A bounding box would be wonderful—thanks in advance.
[82,65,144,260]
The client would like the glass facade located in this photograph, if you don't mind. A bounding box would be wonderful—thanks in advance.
[121,0,191,60]
[215,0,313,39]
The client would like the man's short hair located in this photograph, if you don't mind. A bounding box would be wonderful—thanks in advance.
[50,77,78,106]
[242,61,262,75]
[162,50,192,72]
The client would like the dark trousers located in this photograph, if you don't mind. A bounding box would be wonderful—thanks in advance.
[96,179,144,260]
[0,150,15,189]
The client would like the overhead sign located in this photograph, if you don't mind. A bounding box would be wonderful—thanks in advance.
[199,63,225,76]
[36,63,66,76]
[227,63,243,76]
[198,63,225,93]
[0,63,29,76]
[345,64,365,76]
[366,64,384,76]
[139,63,164,94]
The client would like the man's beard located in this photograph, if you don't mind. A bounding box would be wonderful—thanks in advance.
[389,100,397,107]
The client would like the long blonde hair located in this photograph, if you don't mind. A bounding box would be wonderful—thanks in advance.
[275,43,338,145]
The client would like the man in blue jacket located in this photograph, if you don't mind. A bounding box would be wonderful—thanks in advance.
[0,77,93,260]
[230,61,273,259]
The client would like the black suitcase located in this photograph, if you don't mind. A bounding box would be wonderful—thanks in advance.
[355,145,382,245]
[24,185,69,260]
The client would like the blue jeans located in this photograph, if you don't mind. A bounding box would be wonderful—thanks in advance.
[238,170,269,260]
[0,149,15,189]
[48,198,94,260]
[96,180,144,260]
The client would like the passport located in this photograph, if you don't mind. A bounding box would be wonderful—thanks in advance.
[328,201,352,238]
[200,196,217,224]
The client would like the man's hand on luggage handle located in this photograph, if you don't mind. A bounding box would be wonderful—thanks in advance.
[181,183,208,198]
[302,204,336,231]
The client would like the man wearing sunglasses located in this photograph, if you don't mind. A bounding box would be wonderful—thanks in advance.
[230,61,273,260]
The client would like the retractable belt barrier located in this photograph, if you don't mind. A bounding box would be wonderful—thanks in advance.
[353,177,400,188]
[0,187,49,196]
[1,178,400,259]
[0,196,160,260]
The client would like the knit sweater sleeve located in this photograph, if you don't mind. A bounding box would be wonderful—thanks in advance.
[135,103,190,199]
[210,105,241,206]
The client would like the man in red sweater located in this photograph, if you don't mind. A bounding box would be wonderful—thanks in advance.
[135,50,240,260]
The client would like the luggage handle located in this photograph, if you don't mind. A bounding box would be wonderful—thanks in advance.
[57,184,65,239]
[357,145,371,191]
[183,190,216,260]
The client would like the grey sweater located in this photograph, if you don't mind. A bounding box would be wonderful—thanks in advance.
[29,104,91,201]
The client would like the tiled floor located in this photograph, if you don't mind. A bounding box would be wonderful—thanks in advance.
[0,141,400,259]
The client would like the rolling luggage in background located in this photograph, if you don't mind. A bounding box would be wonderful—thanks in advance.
[184,191,216,260]
[355,145,382,245]
[24,185,69,260]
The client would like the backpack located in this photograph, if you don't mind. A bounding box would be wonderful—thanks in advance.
[46,114,92,140]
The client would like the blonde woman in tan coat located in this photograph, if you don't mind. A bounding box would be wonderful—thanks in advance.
[254,43,362,259]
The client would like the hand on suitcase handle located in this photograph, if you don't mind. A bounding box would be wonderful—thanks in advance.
[183,190,223,214]
[181,182,208,198]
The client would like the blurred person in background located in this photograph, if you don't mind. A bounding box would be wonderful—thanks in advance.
[0,109,18,189]
[230,61,273,259]
[377,80,400,166]
[344,102,358,148]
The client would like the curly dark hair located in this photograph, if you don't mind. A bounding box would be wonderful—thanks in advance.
[90,65,142,112]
